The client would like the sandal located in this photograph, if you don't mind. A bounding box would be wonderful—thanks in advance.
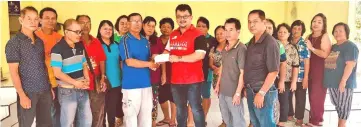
[156,119,170,126]
[169,122,177,127]
[115,117,123,127]
[295,120,304,126]
[287,116,296,122]
[304,123,322,127]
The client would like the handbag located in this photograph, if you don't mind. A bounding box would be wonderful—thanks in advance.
[84,49,111,93]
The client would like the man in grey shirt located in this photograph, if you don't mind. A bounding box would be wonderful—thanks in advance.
[214,18,246,127]
[245,10,280,127]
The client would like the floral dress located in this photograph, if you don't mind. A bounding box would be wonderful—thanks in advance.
[209,46,223,89]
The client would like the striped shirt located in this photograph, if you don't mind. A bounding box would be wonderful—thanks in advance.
[51,38,86,86]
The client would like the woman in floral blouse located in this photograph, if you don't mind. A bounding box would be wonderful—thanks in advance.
[209,25,227,127]
[276,23,300,127]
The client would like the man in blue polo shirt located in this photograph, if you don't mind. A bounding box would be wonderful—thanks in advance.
[118,13,159,127]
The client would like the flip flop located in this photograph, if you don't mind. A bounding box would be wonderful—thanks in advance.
[156,120,170,126]
[169,122,177,127]
[295,121,304,126]
[304,123,322,127]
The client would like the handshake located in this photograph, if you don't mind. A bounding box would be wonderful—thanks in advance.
[149,54,183,71]
[153,54,182,63]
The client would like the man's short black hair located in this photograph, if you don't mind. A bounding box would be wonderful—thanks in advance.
[175,4,192,15]
[225,18,241,30]
[76,15,91,22]
[40,7,57,19]
[248,9,266,20]
[127,13,142,21]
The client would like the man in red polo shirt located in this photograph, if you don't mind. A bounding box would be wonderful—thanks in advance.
[161,4,207,127]
[76,15,107,127]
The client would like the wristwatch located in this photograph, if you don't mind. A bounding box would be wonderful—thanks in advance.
[235,92,241,97]
[258,90,266,96]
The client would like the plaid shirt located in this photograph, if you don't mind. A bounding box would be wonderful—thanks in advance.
[294,38,310,82]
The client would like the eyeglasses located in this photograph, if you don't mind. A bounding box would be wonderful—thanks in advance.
[79,22,91,26]
[129,20,142,24]
[176,15,190,20]
[66,29,83,35]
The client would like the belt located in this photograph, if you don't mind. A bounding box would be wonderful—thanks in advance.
[59,84,75,89]
[246,81,265,89]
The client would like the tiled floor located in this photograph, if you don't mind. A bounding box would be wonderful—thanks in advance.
[155,89,250,127]
[6,88,361,127]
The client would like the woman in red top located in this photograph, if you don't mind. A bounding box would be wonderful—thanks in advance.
[304,13,332,127]
[155,17,177,127]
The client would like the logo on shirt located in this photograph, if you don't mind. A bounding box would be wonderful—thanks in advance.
[325,51,340,69]
[170,41,188,50]
[172,36,178,40]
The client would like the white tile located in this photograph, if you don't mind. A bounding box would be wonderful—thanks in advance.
[0,88,17,106]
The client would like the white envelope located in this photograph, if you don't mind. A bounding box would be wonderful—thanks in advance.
[154,54,170,63]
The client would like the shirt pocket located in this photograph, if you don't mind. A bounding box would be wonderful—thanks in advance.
[59,88,74,97]
[251,51,264,66]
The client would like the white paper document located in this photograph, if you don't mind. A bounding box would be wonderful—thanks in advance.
[154,54,170,63]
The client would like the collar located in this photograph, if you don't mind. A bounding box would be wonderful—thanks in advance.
[176,24,196,35]
[17,31,39,40]
[226,40,241,50]
[205,33,212,39]
[126,32,146,40]
[297,37,304,44]
[115,32,124,38]
[81,34,96,44]
[280,40,291,46]
[59,37,78,49]
[250,31,269,44]
[100,38,114,45]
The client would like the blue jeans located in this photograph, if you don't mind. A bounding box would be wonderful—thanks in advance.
[58,87,92,127]
[171,83,205,127]
[219,94,246,127]
[246,85,278,127]
[51,87,60,127]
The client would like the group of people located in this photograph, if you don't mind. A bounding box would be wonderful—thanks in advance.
[5,3,359,127]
